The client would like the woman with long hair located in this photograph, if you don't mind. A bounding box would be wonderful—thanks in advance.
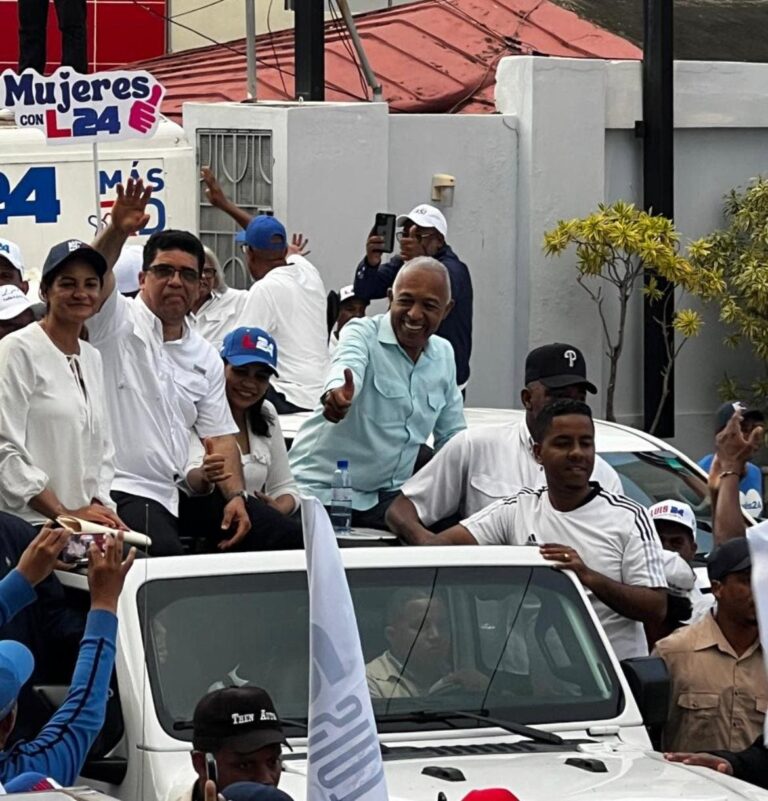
[0,241,122,528]
[183,327,303,549]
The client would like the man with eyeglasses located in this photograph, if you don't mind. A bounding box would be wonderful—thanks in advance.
[188,247,247,351]
[87,180,251,556]
[353,204,473,390]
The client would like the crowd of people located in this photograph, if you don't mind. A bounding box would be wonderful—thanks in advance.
[0,167,766,791]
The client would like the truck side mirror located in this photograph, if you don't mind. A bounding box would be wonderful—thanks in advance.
[620,656,669,727]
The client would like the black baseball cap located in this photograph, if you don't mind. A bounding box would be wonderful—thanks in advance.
[525,343,597,394]
[715,401,765,433]
[707,538,752,582]
[42,240,107,282]
[192,687,288,753]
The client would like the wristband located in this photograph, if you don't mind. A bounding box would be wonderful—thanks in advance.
[719,470,739,480]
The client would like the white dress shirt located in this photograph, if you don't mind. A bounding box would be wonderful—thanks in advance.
[236,255,329,410]
[0,323,115,524]
[463,486,668,660]
[186,400,299,512]
[401,419,623,524]
[188,288,247,352]
[87,288,237,516]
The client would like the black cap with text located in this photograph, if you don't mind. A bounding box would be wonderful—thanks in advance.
[192,686,287,754]
[525,343,597,394]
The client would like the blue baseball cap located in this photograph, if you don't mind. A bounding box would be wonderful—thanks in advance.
[223,783,294,801]
[0,641,34,719]
[221,327,279,374]
[235,216,287,251]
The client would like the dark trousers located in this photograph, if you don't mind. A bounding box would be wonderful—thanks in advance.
[265,386,310,414]
[19,0,87,74]
[111,491,184,557]
[179,490,304,551]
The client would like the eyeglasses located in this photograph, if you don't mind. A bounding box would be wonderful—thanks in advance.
[396,230,434,244]
[201,267,217,279]
[145,264,201,284]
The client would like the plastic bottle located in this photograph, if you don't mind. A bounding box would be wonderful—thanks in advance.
[330,459,352,535]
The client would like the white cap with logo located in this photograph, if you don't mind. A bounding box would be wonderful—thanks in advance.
[396,204,448,238]
[0,285,34,321]
[0,239,25,278]
[648,500,697,541]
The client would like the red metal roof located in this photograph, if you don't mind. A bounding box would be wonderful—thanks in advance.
[130,0,641,121]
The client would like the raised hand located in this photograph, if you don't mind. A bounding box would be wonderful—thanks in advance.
[365,233,385,267]
[17,524,72,586]
[322,368,355,423]
[202,438,233,484]
[111,178,153,236]
[200,167,227,209]
[287,233,310,257]
[87,532,136,614]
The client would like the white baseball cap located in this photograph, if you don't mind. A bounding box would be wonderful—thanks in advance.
[396,204,448,238]
[0,238,25,278]
[649,500,697,541]
[0,285,33,321]
[113,244,143,295]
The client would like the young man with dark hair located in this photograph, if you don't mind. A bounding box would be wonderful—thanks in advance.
[409,399,668,660]
[90,181,250,555]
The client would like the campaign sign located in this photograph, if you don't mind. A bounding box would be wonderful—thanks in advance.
[0,68,165,146]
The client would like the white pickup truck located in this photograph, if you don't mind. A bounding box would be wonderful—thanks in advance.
[50,546,767,801]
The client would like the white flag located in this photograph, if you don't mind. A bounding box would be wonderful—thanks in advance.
[302,496,389,801]
[747,521,768,742]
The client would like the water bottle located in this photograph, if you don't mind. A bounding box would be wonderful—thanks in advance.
[330,459,352,535]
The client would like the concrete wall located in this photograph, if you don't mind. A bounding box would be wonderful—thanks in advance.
[496,57,768,458]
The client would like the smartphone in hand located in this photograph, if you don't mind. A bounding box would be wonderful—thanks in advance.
[373,213,396,253]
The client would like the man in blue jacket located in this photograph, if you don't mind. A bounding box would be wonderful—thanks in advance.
[0,526,134,786]
[353,204,473,389]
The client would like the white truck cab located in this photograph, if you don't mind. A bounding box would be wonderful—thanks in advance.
[53,547,768,801]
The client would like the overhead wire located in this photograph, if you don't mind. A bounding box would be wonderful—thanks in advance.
[265,0,290,98]
[328,0,370,100]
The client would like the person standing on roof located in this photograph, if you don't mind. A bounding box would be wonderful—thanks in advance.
[353,204,473,389]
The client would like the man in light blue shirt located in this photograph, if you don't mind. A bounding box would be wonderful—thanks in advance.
[289,257,466,529]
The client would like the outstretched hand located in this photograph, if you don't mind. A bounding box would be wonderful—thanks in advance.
[322,368,355,423]
[17,524,72,587]
[111,178,153,235]
[713,407,763,476]
[87,532,136,614]
[287,233,310,257]
[201,167,227,209]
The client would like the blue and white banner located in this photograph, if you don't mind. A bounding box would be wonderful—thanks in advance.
[747,521,768,742]
[302,496,388,801]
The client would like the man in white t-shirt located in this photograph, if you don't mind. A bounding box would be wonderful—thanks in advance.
[236,216,328,413]
[387,343,622,540]
[408,399,668,660]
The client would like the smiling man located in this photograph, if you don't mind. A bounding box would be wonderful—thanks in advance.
[289,257,466,529]
[88,180,250,556]
[412,399,668,660]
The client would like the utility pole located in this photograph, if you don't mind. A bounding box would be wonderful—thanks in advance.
[642,0,674,436]
[295,0,325,100]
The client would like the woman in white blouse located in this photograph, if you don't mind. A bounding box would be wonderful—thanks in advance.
[183,326,302,549]
[0,240,121,528]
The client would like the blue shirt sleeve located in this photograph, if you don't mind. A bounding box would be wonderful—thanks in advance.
[0,570,37,627]
[353,256,403,300]
[0,609,118,786]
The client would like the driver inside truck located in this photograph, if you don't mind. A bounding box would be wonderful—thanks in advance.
[365,589,487,700]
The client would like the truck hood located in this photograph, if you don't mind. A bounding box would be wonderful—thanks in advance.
[277,743,768,801]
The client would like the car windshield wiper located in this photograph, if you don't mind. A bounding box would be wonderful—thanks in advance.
[377,708,564,745]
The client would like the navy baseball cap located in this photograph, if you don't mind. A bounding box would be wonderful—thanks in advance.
[0,641,34,719]
[525,343,597,394]
[707,538,752,582]
[221,327,279,374]
[715,401,765,433]
[235,216,287,251]
[42,240,107,281]
[223,783,294,801]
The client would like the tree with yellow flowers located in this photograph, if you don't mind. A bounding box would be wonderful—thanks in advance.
[543,201,724,432]
[687,178,768,406]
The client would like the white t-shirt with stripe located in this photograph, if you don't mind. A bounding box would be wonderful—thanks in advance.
[462,485,668,660]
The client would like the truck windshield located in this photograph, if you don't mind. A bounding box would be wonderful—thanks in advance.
[139,566,623,739]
